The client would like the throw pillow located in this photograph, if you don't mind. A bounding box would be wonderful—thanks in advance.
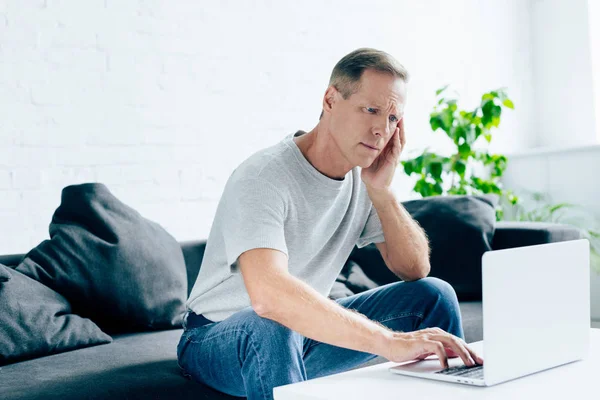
[0,263,111,366]
[16,183,188,333]
[349,195,498,300]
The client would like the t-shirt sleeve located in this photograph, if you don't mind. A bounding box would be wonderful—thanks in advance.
[222,177,288,271]
[356,203,386,248]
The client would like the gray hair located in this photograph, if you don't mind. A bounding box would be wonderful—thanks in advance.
[320,48,409,119]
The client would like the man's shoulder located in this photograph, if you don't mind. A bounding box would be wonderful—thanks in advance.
[231,137,297,184]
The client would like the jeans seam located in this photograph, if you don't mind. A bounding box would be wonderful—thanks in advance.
[378,311,424,324]
[185,327,269,399]
[246,331,269,400]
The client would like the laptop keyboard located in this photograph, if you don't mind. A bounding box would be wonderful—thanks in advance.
[435,364,484,379]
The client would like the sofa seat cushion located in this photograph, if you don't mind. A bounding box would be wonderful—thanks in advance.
[0,329,241,400]
[458,301,483,343]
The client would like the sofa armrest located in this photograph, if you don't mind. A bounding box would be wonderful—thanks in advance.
[492,221,583,251]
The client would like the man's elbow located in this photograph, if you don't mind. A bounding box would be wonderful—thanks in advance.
[251,293,283,319]
[252,300,271,317]
[400,261,430,281]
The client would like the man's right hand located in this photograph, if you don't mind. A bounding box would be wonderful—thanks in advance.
[380,327,484,369]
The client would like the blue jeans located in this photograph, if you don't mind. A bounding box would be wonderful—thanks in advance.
[176,277,464,399]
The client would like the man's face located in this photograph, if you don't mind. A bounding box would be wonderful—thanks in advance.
[326,69,407,168]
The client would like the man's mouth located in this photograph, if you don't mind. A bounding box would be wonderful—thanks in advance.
[361,143,379,151]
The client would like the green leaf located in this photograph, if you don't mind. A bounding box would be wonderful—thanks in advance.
[415,178,433,198]
[491,104,502,117]
[454,160,466,177]
[430,110,453,133]
[436,85,450,96]
[491,155,507,177]
[430,115,442,131]
[458,143,471,158]
[503,99,514,109]
[452,125,466,144]
[447,101,458,113]
[429,162,443,179]
[403,160,414,175]
[547,203,575,214]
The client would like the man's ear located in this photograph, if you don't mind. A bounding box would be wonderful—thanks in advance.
[322,86,338,116]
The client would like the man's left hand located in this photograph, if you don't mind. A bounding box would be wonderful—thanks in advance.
[361,118,406,191]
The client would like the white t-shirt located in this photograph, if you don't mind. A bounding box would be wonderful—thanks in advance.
[186,131,385,322]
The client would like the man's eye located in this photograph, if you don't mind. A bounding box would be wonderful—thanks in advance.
[366,107,377,114]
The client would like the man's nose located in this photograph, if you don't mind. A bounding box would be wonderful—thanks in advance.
[372,117,391,137]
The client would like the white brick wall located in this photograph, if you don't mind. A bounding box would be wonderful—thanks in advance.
[0,0,534,254]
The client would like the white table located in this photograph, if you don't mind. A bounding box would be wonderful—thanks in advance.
[274,328,600,399]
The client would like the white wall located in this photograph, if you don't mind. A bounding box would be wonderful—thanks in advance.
[589,0,600,141]
[530,0,597,148]
[502,0,600,319]
[0,0,535,254]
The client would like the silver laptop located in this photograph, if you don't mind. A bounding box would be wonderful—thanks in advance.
[389,238,591,386]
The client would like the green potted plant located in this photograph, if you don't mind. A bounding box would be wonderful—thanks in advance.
[400,85,517,220]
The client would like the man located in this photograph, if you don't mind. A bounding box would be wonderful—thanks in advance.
[177,48,483,399]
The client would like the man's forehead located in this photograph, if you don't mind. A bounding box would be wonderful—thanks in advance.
[360,92,405,111]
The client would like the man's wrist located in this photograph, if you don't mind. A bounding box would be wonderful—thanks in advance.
[366,186,397,211]
[373,328,403,356]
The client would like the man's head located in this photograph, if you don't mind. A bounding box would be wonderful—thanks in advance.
[319,48,409,169]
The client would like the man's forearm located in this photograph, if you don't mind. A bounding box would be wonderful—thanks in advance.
[368,188,431,280]
[258,272,395,356]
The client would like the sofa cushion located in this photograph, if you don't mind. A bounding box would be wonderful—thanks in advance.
[0,329,239,400]
[16,183,188,334]
[335,260,379,296]
[459,301,483,343]
[349,195,498,300]
[0,264,111,366]
[0,263,10,282]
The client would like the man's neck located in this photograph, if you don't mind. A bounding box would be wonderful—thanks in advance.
[292,124,353,180]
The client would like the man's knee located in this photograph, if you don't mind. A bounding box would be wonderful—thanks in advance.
[412,276,458,299]
[407,277,460,313]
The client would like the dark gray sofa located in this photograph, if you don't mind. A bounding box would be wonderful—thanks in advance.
[0,221,582,400]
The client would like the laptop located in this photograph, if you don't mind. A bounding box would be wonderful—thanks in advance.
[389,238,591,386]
